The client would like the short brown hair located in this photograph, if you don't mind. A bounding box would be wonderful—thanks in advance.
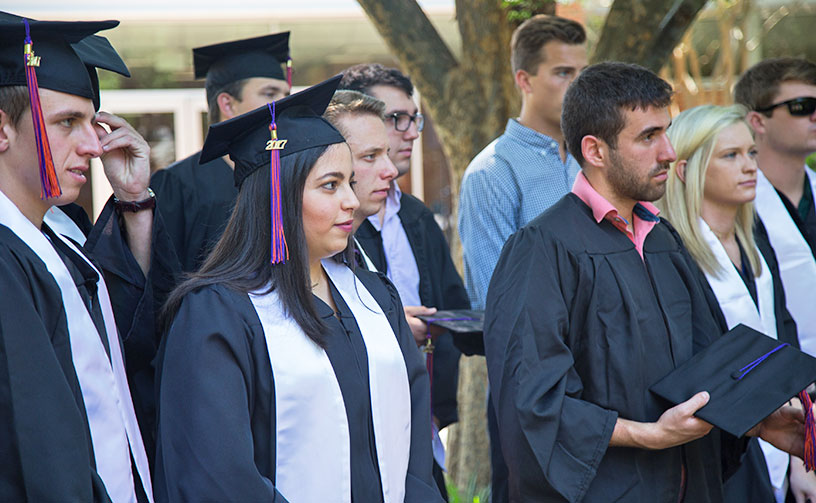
[0,86,30,127]
[734,58,816,112]
[206,78,248,125]
[511,15,586,74]
[323,90,386,138]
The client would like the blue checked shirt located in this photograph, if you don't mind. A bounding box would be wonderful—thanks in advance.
[458,119,580,309]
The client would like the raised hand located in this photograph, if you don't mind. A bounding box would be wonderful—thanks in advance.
[94,111,151,201]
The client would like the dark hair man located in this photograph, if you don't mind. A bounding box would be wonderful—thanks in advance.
[735,59,816,360]
[484,61,807,502]
[340,64,470,501]
[457,16,587,502]
[0,14,178,501]
[151,33,291,272]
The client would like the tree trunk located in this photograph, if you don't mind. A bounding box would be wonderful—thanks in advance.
[591,0,709,72]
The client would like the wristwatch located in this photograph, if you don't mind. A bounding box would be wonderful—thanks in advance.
[113,187,156,213]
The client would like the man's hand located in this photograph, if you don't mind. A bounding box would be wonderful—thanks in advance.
[94,111,151,201]
[790,455,816,503]
[404,305,439,346]
[748,400,806,458]
[611,391,713,449]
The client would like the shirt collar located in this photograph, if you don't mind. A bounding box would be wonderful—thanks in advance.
[571,171,660,224]
[505,118,562,154]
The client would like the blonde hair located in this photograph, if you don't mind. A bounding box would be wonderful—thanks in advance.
[657,104,761,278]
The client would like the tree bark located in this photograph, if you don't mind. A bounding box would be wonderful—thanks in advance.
[591,0,709,72]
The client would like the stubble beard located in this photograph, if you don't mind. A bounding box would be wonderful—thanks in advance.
[607,148,669,203]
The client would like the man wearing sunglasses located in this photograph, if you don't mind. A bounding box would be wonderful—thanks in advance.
[340,63,470,502]
[735,58,816,359]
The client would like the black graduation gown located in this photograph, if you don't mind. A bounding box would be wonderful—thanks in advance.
[54,199,180,466]
[154,268,443,503]
[150,152,238,273]
[484,193,744,503]
[355,192,468,429]
[0,221,132,502]
[694,219,800,503]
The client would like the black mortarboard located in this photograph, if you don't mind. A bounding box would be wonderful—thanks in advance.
[199,75,346,263]
[651,324,816,439]
[193,32,291,90]
[418,309,485,357]
[0,13,127,199]
[0,14,120,100]
[72,35,131,111]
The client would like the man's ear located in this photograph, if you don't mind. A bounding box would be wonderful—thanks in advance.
[0,110,14,153]
[217,92,239,121]
[581,135,606,170]
[515,69,532,94]
[675,160,688,183]
[745,111,767,136]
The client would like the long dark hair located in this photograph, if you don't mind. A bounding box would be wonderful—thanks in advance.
[163,143,353,346]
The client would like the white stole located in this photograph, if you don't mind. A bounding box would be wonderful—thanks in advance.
[754,170,816,356]
[0,191,152,503]
[699,219,788,491]
[250,260,411,503]
[323,259,411,503]
[44,206,87,246]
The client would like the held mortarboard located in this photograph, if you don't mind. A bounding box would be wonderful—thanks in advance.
[650,324,816,469]
[418,309,486,356]
[193,32,292,90]
[199,75,346,264]
[0,14,127,199]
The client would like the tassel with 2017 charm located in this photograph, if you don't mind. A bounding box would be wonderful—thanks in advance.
[23,18,61,199]
[266,101,288,264]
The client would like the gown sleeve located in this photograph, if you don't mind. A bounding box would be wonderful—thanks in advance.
[484,226,618,502]
[373,272,445,503]
[154,286,288,503]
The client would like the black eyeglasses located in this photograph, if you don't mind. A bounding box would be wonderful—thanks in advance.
[756,97,816,117]
[386,112,425,132]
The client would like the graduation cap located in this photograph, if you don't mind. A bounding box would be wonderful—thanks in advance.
[72,35,131,111]
[193,32,292,91]
[651,324,816,469]
[418,309,486,357]
[200,74,345,264]
[0,13,127,199]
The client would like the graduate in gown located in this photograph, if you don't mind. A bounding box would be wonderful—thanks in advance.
[38,31,180,464]
[0,16,155,502]
[484,62,808,503]
[734,58,816,359]
[155,76,442,503]
[151,32,291,272]
[658,104,816,503]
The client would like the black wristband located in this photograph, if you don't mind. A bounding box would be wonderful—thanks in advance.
[113,187,156,213]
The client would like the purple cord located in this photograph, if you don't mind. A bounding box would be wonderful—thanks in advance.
[734,342,789,380]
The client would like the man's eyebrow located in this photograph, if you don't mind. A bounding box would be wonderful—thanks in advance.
[386,108,418,116]
[637,124,667,138]
[52,110,91,121]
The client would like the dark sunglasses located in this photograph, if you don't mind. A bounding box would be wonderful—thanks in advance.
[755,96,816,117]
